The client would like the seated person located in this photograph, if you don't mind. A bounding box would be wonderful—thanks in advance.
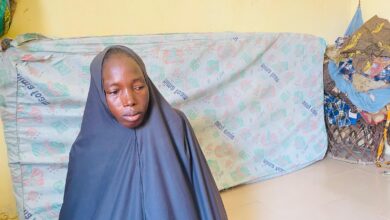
[59,45,227,220]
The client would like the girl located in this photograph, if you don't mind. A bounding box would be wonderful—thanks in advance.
[59,45,227,220]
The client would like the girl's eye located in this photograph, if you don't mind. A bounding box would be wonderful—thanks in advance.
[106,90,118,95]
[134,85,145,91]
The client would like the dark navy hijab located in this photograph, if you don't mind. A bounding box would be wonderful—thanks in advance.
[59,45,227,220]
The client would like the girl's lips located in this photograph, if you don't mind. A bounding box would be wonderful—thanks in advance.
[122,113,141,122]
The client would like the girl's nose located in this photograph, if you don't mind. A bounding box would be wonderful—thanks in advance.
[121,89,136,107]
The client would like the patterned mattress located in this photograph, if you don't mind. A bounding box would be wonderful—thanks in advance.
[0,32,327,220]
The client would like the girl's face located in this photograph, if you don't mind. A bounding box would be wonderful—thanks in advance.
[102,54,150,128]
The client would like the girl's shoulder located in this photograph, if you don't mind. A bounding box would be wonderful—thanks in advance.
[172,108,188,123]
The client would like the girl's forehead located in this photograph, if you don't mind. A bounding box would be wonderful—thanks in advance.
[102,56,147,82]
[101,51,148,82]
[103,55,143,71]
[105,53,137,63]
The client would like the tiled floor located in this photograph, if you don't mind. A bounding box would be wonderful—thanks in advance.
[221,156,390,220]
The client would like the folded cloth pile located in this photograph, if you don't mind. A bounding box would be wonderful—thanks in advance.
[325,15,390,126]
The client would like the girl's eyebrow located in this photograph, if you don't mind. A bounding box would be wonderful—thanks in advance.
[104,84,119,89]
[132,78,146,83]
[104,78,145,87]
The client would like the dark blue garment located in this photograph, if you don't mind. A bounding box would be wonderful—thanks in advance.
[59,46,227,220]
